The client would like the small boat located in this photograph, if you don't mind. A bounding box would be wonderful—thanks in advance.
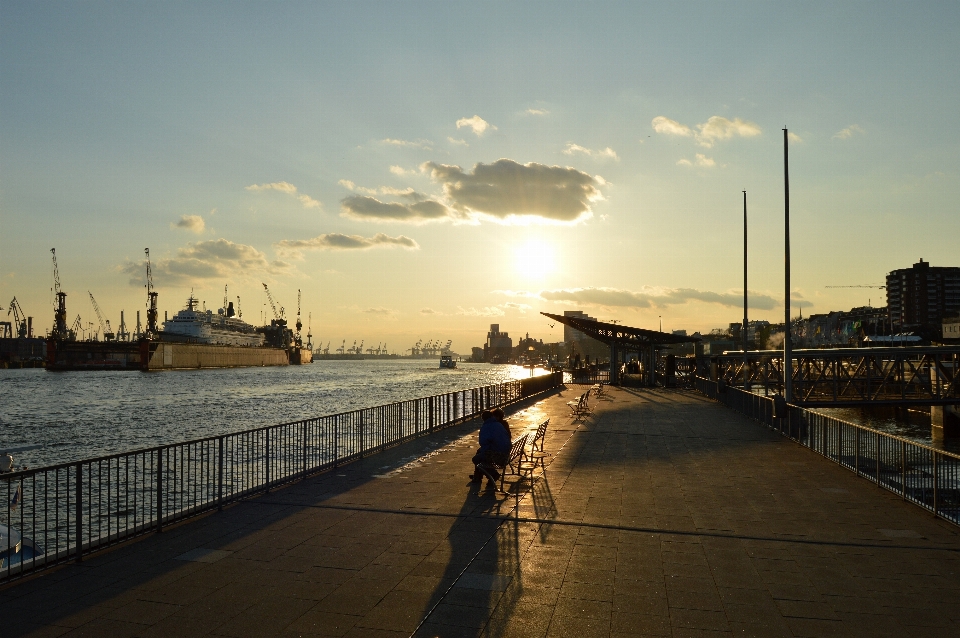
[0,523,44,569]
[439,355,457,369]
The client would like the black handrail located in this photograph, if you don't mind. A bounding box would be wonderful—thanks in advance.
[0,372,562,582]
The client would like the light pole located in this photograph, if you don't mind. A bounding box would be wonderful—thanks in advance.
[659,316,662,332]
[783,128,793,402]
[743,190,748,383]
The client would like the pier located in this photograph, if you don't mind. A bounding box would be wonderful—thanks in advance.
[5,385,960,637]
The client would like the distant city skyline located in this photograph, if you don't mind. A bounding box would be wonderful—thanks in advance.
[2,2,958,352]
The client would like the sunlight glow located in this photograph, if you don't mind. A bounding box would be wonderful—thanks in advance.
[513,239,557,280]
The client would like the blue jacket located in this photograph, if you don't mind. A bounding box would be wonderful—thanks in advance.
[478,416,511,454]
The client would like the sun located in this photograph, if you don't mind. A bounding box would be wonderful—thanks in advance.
[513,239,557,280]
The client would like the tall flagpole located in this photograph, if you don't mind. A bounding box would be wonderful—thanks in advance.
[783,128,793,402]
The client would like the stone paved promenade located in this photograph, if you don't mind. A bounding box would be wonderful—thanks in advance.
[5,387,960,637]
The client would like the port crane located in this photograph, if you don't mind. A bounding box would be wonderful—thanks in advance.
[50,248,71,340]
[144,248,158,337]
[323,341,330,355]
[117,311,130,341]
[295,289,303,346]
[306,312,313,350]
[262,283,285,321]
[236,296,242,319]
[7,297,29,338]
[71,315,82,340]
[88,292,115,341]
[337,340,345,355]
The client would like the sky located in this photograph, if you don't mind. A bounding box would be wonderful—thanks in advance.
[2,2,958,353]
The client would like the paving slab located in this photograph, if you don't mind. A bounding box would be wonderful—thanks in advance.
[4,386,960,637]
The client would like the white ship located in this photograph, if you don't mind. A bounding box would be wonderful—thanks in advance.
[162,295,264,347]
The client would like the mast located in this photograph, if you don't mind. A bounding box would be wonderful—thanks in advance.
[783,128,793,402]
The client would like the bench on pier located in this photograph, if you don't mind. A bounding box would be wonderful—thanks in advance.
[567,392,592,419]
[477,433,532,493]
[524,419,551,469]
[592,382,606,398]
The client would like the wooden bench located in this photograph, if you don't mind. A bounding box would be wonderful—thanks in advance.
[476,433,530,492]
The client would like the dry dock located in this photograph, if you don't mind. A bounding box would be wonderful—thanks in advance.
[4,387,960,637]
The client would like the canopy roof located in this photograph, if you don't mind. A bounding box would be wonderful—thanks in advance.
[542,312,701,347]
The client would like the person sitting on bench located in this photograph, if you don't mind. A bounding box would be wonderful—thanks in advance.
[470,409,511,483]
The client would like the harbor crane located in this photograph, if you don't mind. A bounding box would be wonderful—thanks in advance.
[295,289,303,345]
[145,248,159,337]
[50,248,71,340]
[7,297,28,338]
[236,296,242,319]
[88,292,115,341]
[306,312,313,350]
[117,311,130,341]
[262,283,285,321]
[337,340,345,355]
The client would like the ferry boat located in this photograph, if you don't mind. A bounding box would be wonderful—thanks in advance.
[163,295,263,346]
[439,355,457,369]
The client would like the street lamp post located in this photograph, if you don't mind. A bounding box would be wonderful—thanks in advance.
[743,190,748,386]
[783,128,793,403]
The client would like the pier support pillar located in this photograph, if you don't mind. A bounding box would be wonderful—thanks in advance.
[932,405,960,437]
[609,343,619,385]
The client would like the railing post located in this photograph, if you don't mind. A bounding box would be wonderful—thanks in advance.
[156,448,163,533]
[334,419,339,468]
[302,422,308,477]
[429,396,434,434]
[75,462,83,562]
[218,436,224,510]
[265,428,271,492]
[360,411,365,457]
[855,427,860,476]
[876,430,881,486]
[901,440,907,500]
[933,451,939,517]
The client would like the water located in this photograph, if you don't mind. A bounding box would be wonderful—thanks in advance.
[813,406,960,453]
[0,361,548,469]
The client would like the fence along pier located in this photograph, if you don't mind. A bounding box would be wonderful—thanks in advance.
[0,373,562,583]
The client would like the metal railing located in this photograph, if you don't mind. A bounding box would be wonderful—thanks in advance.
[566,368,610,384]
[694,376,960,527]
[0,372,563,582]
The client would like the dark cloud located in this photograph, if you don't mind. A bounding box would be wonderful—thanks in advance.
[119,239,289,286]
[520,286,780,310]
[423,159,602,223]
[274,232,419,256]
[340,195,452,223]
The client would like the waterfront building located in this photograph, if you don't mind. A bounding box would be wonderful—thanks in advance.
[886,259,960,334]
[563,310,596,345]
[483,324,513,363]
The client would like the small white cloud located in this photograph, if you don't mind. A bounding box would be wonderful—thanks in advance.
[362,307,397,316]
[526,108,549,116]
[246,181,321,209]
[381,138,433,150]
[652,116,693,137]
[833,124,864,140]
[456,115,496,136]
[456,306,505,317]
[420,307,440,315]
[338,179,377,195]
[562,143,620,161]
[172,214,205,234]
[695,116,762,148]
[338,179,356,190]
[677,154,715,168]
[447,137,469,147]
[788,132,803,143]
[390,165,417,176]
[653,115,762,148]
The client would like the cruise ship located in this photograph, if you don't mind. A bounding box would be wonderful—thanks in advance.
[162,295,264,346]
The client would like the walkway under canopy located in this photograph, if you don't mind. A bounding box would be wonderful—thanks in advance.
[541,312,700,384]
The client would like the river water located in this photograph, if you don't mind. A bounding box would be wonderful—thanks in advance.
[0,361,549,469]
[4,363,954,470]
